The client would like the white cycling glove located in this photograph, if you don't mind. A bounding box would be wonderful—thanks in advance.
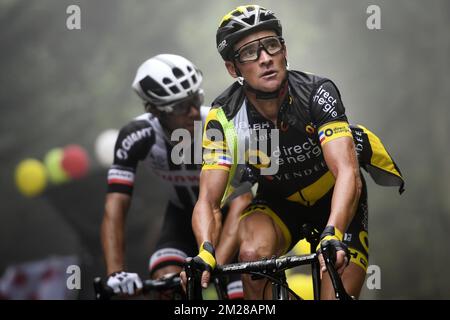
[106,271,143,295]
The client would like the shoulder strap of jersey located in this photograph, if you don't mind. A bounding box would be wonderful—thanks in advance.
[211,81,246,120]
[213,107,241,206]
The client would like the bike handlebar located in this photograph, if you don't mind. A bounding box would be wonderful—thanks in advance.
[93,273,181,300]
[94,243,353,300]
[214,253,317,274]
[186,242,353,300]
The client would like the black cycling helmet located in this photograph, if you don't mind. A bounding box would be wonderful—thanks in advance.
[216,5,282,61]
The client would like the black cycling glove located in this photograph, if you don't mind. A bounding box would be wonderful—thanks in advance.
[193,241,216,271]
[316,225,350,266]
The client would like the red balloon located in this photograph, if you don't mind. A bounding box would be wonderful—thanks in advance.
[61,145,90,179]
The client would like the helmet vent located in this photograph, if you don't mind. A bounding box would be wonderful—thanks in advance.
[169,86,180,94]
[181,80,190,89]
[191,75,197,84]
[187,66,193,72]
[140,76,168,97]
[162,77,172,84]
[243,15,256,25]
[172,67,184,79]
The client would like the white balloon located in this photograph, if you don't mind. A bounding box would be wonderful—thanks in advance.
[95,129,119,168]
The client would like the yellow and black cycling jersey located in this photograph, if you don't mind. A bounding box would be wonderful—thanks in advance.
[202,70,404,206]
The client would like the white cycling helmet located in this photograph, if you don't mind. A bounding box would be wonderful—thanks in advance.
[132,54,203,111]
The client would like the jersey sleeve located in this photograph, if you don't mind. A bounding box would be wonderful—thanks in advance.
[202,108,232,172]
[107,119,155,194]
[310,81,352,146]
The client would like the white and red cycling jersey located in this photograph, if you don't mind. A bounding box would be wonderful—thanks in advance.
[107,106,210,209]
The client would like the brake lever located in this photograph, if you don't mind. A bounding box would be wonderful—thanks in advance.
[93,277,114,300]
[185,257,203,300]
[321,242,353,300]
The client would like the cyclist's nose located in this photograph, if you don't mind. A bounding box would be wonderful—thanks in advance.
[188,104,200,118]
[258,47,273,65]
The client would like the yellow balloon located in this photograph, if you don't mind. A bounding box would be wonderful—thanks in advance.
[15,159,47,197]
[287,273,314,300]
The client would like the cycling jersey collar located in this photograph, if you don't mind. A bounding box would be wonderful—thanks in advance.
[245,88,292,127]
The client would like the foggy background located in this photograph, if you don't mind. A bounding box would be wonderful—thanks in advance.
[0,0,449,299]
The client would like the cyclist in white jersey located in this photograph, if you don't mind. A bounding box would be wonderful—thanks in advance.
[101,54,249,298]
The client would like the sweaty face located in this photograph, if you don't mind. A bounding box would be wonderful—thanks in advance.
[230,30,287,93]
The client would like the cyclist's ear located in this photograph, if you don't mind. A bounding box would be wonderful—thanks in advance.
[145,102,161,116]
[225,61,238,78]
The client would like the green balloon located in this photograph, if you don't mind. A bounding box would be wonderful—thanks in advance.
[44,148,70,184]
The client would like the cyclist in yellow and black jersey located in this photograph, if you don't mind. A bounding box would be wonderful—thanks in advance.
[185,5,404,300]
[203,73,403,205]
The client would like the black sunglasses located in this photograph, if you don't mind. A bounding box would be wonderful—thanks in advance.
[157,91,203,115]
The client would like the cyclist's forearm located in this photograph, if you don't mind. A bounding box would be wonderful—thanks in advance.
[215,214,238,265]
[101,214,125,274]
[192,169,229,249]
[101,193,131,274]
[327,167,361,233]
[192,199,222,248]
[216,192,252,264]
[322,137,362,234]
